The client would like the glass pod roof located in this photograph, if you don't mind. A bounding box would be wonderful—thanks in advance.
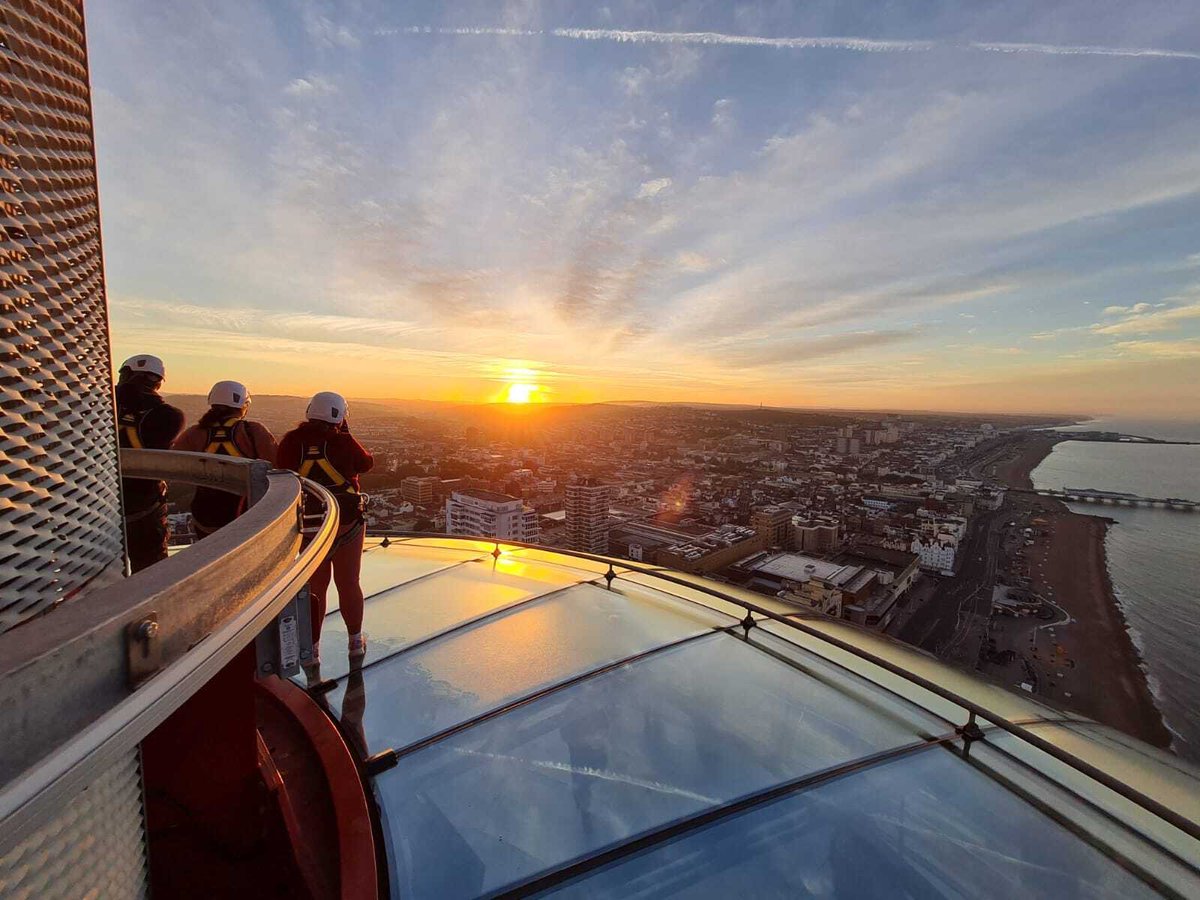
[306,537,1200,899]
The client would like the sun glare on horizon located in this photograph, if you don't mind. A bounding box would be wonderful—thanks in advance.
[504,382,540,404]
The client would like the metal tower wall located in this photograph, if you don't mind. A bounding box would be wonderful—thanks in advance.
[0,0,123,630]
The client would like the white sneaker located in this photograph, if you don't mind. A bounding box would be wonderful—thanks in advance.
[348,634,368,658]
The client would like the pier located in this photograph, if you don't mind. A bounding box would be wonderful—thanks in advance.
[1032,487,1199,512]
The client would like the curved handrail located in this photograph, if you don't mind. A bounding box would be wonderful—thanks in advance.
[0,450,339,848]
[369,532,1200,843]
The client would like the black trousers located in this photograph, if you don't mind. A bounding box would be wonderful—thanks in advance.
[126,504,168,573]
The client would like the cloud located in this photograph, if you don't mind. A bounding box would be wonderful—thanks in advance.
[719,329,918,368]
[1102,302,1151,316]
[284,75,337,97]
[1091,301,1200,335]
[1114,339,1200,358]
[675,251,715,273]
[711,98,734,130]
[636,177,672,199]
[379,26,1200,62]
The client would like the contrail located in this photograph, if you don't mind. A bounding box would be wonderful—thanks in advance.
[376,25,1200,62]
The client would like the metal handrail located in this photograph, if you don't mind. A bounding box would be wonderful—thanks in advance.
[0,450,339,849]
[369,532,1200,843]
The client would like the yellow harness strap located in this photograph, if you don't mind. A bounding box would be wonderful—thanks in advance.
[119,411,145,449]
[297,444,357,493]
[203,417,244,457]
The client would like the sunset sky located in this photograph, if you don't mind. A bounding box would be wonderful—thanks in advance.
[89,1,1200,416]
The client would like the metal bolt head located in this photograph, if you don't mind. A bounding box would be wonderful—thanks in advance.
[137,619,159,640]
[261,662,275,674]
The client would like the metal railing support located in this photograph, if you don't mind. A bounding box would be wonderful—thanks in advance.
[0,451,338,851]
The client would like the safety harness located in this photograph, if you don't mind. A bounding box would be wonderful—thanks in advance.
[298,441,367,533]
[298,442,358,495]
[203,417,245,456]
[118,408,151,449]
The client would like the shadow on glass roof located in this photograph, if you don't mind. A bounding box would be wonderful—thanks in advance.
[307,536,1200,899]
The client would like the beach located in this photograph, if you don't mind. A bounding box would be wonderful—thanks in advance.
[987,435,1171,747]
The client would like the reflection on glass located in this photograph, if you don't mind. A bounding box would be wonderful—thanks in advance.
[318,556,587,681]
[543,745,1157,899]
[375,633,924,899]
[324,581,730,755]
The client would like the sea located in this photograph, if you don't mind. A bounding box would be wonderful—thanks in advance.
[1031,418,1200,762]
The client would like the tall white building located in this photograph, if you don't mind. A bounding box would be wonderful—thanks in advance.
[445,489,540,542]
[565,478,611,553]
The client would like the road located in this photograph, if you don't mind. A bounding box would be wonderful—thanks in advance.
[897,506,1005,660]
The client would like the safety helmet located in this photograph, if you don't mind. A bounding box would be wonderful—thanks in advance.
[306,391,347,425]
[119,354,165,380]
[207,380,250,410]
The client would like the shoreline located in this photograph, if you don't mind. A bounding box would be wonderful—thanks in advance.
[995,435,1172,748]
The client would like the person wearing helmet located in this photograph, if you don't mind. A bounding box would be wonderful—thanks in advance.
[115,354,186,572]
[278,391,374,663]
[171,381,278,538]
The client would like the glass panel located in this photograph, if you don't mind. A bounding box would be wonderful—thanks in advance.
[375,633,925,899]
[615,571,769,620]
[747,630,950,736]
[325,581,732,757]
[756,618,1071,726]
[504,546,633,578]
[328,543,487,612]
[982,726,1200,874]
[543,746,1158,900]
[315,556,589,681]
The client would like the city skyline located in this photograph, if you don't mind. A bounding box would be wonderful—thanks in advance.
[90,1,1200,416]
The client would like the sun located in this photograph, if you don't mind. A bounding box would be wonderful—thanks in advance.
[504,382,539,404]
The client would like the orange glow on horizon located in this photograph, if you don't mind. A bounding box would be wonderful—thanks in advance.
[504,382,540,404]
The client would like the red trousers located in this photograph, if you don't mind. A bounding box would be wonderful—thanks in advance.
[309,524,365,643]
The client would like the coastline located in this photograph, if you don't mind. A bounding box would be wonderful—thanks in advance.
[997,434,1172,748]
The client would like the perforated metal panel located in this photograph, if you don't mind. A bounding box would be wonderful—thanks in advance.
[0,750,148,899]
[0,0,124,629]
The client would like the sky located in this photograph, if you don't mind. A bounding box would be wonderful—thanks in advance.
[88,1,1200,416]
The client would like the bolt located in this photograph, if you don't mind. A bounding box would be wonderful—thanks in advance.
[261,662,275,674]
[137,619,159,640]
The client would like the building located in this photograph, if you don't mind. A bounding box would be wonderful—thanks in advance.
[912,535,958,573]
[445,489,540,542]
[792,517,841,552]
[401,475,439,505]
[657,524,765,574]
[607,519,709,562]
[565,477,611,553]
[734,552,874,618]
[751,506,794,549]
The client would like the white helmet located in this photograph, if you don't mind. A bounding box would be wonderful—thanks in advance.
[120,354,165,379]
[207,380,250,410]
[306,391,347,425]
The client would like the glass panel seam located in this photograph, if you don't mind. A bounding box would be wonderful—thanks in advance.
[973,736,1200,885]
[492,735,959,899]
[386,627,736,764]
[327,553,491,617]
[326,578,602,681]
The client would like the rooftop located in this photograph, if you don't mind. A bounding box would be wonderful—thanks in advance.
[452,488,523,505]
[745,551,856,584]
[305,536,1200,899]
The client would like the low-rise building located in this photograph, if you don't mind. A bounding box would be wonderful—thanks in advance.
[657,524,765,574]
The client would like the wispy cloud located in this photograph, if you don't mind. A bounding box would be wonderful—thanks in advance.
[379,26,1200,63]
[1114,338,1200,358]
[1091,300,1200,335]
